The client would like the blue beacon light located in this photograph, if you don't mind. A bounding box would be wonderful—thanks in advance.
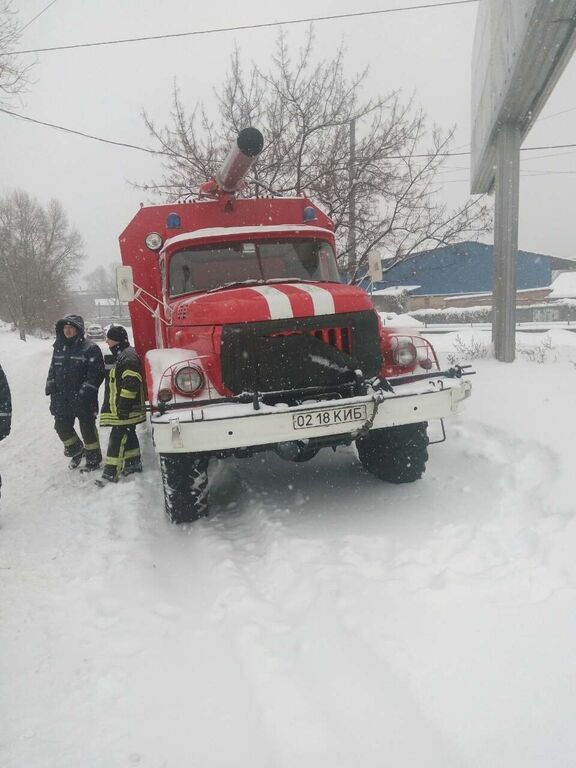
[166,212,181,229]
[303,206,317,222]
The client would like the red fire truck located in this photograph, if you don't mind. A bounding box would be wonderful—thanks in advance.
[116,128,472,523]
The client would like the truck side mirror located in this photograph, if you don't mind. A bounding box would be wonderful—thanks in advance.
[116,265,135,302]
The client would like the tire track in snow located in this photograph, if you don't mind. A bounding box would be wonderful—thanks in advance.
[201,461,464,767]
[434,421,570,603]
[195,417,574,766]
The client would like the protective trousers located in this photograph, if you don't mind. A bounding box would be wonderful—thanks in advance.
[54,416,102,467]
[102,424,141,480]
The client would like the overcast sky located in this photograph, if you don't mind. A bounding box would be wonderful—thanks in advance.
[2,0,576,283]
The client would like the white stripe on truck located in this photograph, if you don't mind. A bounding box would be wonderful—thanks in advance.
[251,285,294,319]
[291,283,336,315]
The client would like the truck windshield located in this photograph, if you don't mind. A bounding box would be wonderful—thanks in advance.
[168,239,340,297]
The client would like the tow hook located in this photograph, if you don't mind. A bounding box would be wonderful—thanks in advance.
[168,416,184,449]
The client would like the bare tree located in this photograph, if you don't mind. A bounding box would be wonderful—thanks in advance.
[84,263,124,321]
[138,28,491,281]
[0,1,32,105]
[0,191,84,334]
[84,264,118,295]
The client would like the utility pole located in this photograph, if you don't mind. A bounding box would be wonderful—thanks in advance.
[492,123,520,362]
[347,117,357,281]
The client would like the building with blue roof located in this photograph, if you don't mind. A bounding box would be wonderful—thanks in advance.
[373,241,574,298]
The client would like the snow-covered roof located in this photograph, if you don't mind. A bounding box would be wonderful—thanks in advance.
[442,286,550,301]
[371,285,420,296]
[548,272,576,299]
[378,312,423,327]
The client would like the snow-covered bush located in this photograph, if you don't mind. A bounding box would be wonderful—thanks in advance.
[447,334,492,364]
[517,335,557,364]
[412,306,491,325]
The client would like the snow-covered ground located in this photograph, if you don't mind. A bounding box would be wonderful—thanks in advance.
[1,326,576,768]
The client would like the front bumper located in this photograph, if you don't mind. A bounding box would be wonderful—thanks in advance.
[150,378,472,454]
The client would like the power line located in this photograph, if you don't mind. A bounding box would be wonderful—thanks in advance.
[2,105,576,163]
[19,0,59,34]
[439,148,576,173]
[2,1,478,57]
[521,148,576,162]
[441,170,576,183]
[399,142,576,158]
[0,106,173,157]
[534,105,576,123]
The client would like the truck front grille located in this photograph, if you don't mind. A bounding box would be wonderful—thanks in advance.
[221,311,381,394]
[271,326,352,356]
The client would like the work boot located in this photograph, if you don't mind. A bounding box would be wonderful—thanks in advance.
[122,459,143,477]
[94,473,117,488]
[64,440,83,458]
[68,451,84,470]
[80,463,101,474]
[84,449,102,471]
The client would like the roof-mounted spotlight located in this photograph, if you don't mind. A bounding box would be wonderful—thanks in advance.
[145,232,164,251]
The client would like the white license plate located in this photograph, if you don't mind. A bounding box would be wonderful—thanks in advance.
[292,404,367,430]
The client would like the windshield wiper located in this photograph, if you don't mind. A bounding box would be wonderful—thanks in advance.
[207,277,307,293]
[207,279,266,293]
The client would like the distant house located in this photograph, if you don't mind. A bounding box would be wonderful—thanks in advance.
[548,272,576,300]
[68,291,130,325]
[369,286,420,312]
[373,242,576,310]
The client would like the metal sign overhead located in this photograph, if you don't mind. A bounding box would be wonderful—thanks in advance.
[471,0,576,194]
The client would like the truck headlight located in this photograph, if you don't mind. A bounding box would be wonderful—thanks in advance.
[393,341,417,367]
[174,365,204,395]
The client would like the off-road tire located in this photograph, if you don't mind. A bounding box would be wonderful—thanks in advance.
[291,446,320,463]
[356,422,429,483]
[159,453,209,524]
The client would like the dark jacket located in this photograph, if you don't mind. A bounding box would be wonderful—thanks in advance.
[100,342,146,427]
[45,314,105,419]
[0,362,11,440]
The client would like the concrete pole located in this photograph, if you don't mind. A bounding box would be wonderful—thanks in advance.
[492,122,521,362]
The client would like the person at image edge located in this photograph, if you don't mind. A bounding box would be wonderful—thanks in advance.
[0,361,12,499]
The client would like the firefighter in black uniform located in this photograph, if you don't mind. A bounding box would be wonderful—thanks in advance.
[97,325,146,484]
[0,361,12,499]
[45,314,105,470]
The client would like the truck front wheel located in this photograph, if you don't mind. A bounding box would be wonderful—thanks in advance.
[356,422,429,483]
[159,453,209,524]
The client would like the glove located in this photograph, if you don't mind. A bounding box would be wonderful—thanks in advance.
[45,380,56,396]
[78,384,98,415]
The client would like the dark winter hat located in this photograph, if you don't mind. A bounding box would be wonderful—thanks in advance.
[56,314,85,335]
[106,325,129,344]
